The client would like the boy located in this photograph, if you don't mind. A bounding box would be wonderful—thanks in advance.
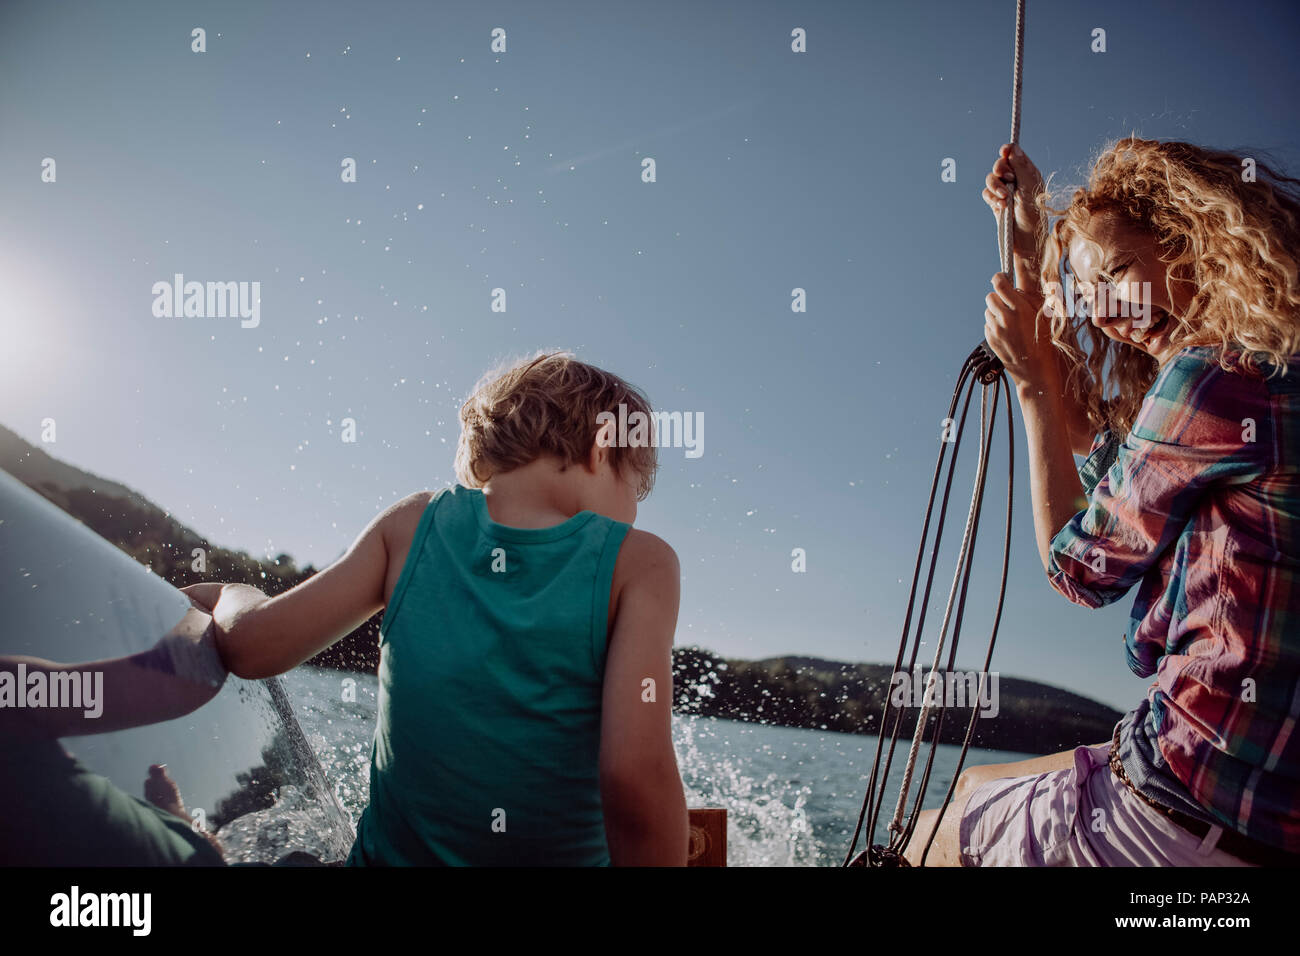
[189,351,688,865]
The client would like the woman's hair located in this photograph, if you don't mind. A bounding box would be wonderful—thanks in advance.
[455,350,659,499]
[1034,136,1300,437]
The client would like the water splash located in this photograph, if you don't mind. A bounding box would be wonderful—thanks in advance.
[216,784,348,864]
[673,715,822,866]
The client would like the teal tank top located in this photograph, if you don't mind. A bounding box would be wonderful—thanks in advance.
[346,484,631,865]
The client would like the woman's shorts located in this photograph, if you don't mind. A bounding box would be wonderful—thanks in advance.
[958,742,1256,867]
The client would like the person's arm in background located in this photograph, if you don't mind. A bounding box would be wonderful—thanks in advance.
[0,606,226,738]
[599,530,688,866]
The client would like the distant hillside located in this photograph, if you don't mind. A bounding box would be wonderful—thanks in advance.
[0,422,154,502]
[0,422,1123,754]
[673,648,1122,755]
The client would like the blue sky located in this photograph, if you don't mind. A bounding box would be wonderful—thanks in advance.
[1,0,1296,711]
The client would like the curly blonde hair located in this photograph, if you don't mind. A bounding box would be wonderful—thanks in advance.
[455,350,659,500]
[1033,136,1300,437]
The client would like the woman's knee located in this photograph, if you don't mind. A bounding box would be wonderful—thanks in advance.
[954,765,994,801]
[956,747,1079,797]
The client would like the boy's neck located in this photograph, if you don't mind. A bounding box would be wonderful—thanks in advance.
[479,457,590,529]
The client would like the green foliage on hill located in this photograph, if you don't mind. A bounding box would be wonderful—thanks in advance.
[673,648,1123,756]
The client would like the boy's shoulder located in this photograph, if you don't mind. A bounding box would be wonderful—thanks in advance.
[609,528,679,603]
[607,529,680,633]
[376,488,445,545]
[386,487,442,519]
[617,528,679,571]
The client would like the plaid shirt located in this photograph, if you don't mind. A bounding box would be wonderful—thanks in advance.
[1047,345,1300,852]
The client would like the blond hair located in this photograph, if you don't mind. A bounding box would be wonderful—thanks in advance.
[455,350,659,499]
[1034,136,1300,436]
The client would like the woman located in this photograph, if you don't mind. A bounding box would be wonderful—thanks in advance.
[908,138,1300,867]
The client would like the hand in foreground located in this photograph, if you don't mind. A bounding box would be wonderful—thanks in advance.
[982,143,1046,259]
[984,271,1057,391]
[180,583,225,612]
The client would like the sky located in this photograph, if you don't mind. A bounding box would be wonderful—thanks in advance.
[1,0,1297,712]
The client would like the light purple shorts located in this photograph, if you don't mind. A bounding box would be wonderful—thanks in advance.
[958,742,1257,867]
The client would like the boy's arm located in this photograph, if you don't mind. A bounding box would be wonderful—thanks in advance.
[598,530,688,866]
[205,496,414,679]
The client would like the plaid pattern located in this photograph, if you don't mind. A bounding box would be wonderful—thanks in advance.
[1046,346,1300,852]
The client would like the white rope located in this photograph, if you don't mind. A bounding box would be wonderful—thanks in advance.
[888,390,993,835]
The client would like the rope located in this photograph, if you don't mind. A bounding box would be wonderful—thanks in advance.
[842,351,1014,867]
[997,0,1026,281]
[886,392,993,837]
[844,0,1025,869]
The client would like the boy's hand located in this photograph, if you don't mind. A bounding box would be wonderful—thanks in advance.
[180,583,225,612]
[212,583,270,613]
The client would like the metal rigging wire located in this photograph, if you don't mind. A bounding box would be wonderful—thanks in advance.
[843,0,1025,868]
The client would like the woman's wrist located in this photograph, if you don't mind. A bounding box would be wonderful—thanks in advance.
[1016,367,1065,404]
[1016,378,1055,400]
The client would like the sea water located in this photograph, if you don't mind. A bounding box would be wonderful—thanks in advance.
[281,665,1036,867]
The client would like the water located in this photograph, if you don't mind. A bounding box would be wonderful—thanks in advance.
[282,665,1037,866]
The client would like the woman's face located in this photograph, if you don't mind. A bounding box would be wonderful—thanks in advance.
[1066,213,1195,364]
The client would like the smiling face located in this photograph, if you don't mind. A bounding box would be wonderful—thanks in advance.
[1066,212,1195,365]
